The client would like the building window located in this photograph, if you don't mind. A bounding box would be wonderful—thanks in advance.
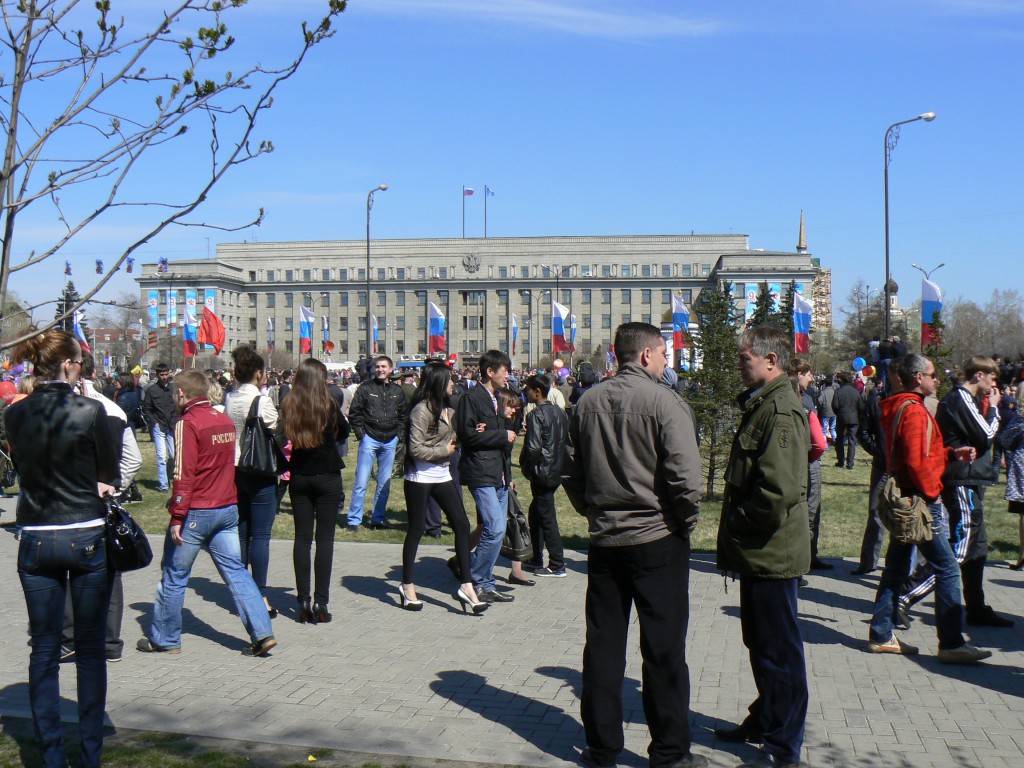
[418,267,426,279]
[285,318,294,332]
[582,289,591,304]
[642,314,651,324]
[285,270,294,281]
[621,265,631,277]
[285,293,294,308]
[322,269,330,280]
[642,265,652,277]
[416,291,426,307]
[417,316,426,330]
[357,292,367,306]
[642,290,651,304]
[285,340,293,353]
[662,265,672,277]
[267,270,276,281]
[683,289,692,303]
[582,314,592,328]
[339,292,348,307]
[377,268,386,281]
[417,340,427,354]
[621,289,631,303]
[499,340,509,353]
[395,340,405,353]
[248,271,257,282]
[266,293,276,308]
[396,268,405,280]
[499,267,508,278]
[338,340,348,355]
[249,318,257,331]
[303,269,312,281]
[319,293,330,308]
[358,268,366,280]
[437,290,448,304]
[339,318,349,330]
[521,290,530,305]
[498,316,508,329]
[580,265,591,277]
[621,313,630,325]
[542,340,552,354]
[521,266,530,279]
[438,267,448,279]
[339,268,348,280]
[561,289,571,304]
[541,266,551,278]
[497,290,508,306]
[682,265,692,277]
[377,291,386,306]
[662,289,672,304]
[395,291,405,306]
[358,317,367,331]
[601,289,611,304]
[602,265,612,277]
[542,313,551,329]
[396,317,405,330]
[359,340,367,355]
[702,264,711,275]
[248,293,257,308]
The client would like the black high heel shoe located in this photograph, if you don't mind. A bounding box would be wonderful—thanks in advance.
[455,587,488,615]
[297,598,314,624]
[398,585,424,611]
[312,602,332,624]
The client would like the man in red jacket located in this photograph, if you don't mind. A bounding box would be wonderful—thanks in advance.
[138,370,277,657]
[867,354,990,664]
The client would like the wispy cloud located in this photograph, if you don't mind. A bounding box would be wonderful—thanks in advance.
[364,0,723,41]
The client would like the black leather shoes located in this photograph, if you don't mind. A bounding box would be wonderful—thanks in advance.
[509,574,536,586]
[579,747,617,768]
[809,559,834,570]
[736,749,798,768]
[477,588,515,603]
[714,719,762,744]
[668,754,708,768]
[851,565,876,576]
[966,606,1015,627]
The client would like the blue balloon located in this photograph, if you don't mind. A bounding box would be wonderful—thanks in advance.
[852,357,866,372]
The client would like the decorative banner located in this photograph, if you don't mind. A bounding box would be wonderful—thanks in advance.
[794,292,813,353]
[204,289,216,349]
[511,312,518,355]
[552,300,571,353]
[167,290,177,336]
[768,282,782,312]
[745,283,758,321]
[147,290,159,331]
[299,305,314,355]
[672,295,690,366]
[921,278,943,347]
[428,302,446,354]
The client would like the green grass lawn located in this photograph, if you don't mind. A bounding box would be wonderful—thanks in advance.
[119,434,1020,562]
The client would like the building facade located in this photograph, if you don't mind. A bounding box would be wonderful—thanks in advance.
[136,233,828,369]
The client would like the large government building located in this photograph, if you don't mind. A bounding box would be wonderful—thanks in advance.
[136,230,831,369]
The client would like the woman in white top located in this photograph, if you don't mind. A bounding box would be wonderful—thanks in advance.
[226,345,280,617]
[400,362,486,614]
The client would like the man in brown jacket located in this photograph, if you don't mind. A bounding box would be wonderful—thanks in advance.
[563,322,706,768]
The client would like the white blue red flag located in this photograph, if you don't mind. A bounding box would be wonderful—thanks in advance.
[552,301,571,353]
[183,309,198,358]
[921,278,943,347]
[671,295,690,356]
[299,306,315,355]
[73,310,91,353]
[323,316,330,354]
[793,292,813,353]
[371,314,378,354]
[428,302,446,354]
[511,313,518,355]
[267,317,275,356]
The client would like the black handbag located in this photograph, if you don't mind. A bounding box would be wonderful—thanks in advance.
[501,488,533,561]
[237,396,288,478]
[105,496,153,572]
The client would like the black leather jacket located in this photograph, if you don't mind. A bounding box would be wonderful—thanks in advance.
[5,382,118,526]
[519,402,569,488]
[456,383,516,488]
[348,378,408,443]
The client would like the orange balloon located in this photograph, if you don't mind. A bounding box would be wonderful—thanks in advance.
[553,358,564,368]
[2,361,10,371]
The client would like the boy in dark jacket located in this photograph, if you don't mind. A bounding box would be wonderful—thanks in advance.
[519,373,569,577]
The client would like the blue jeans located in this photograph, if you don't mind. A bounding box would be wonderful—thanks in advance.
[236,470,278,596]
[18,525,112,768]
[821,416,836,443]
[151,422,175,490]
[150,505,273,648]
[869,500,964,650]
[346,435,397,525]
[469,486,508,592]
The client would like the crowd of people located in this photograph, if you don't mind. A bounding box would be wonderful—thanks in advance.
[4,319,1022,768]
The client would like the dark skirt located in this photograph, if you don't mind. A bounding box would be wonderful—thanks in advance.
[1008,500,1024,515]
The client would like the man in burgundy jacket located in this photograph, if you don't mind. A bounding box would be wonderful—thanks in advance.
[138,370,277,657]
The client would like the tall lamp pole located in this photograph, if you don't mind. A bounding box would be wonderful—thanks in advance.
[910,261,945,281]
[366,184,388,359]
[884,112,935,338]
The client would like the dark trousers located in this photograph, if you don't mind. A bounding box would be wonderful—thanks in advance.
[63,570,123,657]
[403,479,472,584]
[581,534,693,768]
[858,461,887,570]
[425,449,460,534]
[290,472,344,605]
[834,421,858,467]
[739,576,807,764]
[528,482,564,570]
[19,526,113,768]
[807,461,822,560]
[236,470,279,596]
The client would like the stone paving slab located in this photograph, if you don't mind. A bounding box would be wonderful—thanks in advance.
[2,500,1023,767]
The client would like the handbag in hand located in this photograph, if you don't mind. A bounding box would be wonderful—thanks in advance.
[105,496,153,572]
[879,399,935,545]
[501,488,533,561]
[237,396,288,477]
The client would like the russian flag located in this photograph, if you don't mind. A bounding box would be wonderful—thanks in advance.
[570,314,577,352]
[73,310,91,353]
[671,295,690,355]
[267,317,275,356]
[921,278,943,347]
[552,301,571,353]
[299,305,315,355]
[793,292,813,353]
[511,312,518,355]
[323,316,330,353]
[371,314,378,354]
[183,309,198,358]
[428,302,446,353]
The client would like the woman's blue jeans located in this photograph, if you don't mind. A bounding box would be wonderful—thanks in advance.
[235,469,279,596]
[18,525,113,768]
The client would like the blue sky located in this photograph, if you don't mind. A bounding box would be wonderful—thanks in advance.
[9,0,1023,321]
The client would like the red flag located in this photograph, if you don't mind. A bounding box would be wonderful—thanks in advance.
[196,309,226,355]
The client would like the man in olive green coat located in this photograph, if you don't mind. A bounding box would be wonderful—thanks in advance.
[715,325,810,768]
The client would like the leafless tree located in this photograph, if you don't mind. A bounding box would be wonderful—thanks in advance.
[0,0,346,349]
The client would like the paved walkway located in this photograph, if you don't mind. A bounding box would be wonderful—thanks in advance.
[2,499,1023,767]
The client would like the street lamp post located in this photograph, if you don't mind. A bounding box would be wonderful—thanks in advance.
[884,112,935,338]
[366,184,388,360]
[910,261,945,281]
[540,263,575,365]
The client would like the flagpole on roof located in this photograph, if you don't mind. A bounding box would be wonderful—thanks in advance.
[462,186,466,238]
[484,185,488,239]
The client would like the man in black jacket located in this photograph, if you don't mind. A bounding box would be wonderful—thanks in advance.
[142,362,179,491]
[900,355,1011,627]
[519,373,569,577]
[832,372,861,469]
[455,349,518,604]
[343,356,408,531]
[853,377,889,575]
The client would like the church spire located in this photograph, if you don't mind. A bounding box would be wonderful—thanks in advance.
[796,210,807,253]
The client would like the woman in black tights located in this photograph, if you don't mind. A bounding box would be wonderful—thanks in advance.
[400,362,486,614]
[280,358,349,624]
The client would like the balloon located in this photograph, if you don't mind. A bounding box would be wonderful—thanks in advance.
[558,367,570,378]
[852,357,866,372]
[0,380,14,404]
[553,358,564,369]
[862,365,875,378]
[1,361,9,371]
